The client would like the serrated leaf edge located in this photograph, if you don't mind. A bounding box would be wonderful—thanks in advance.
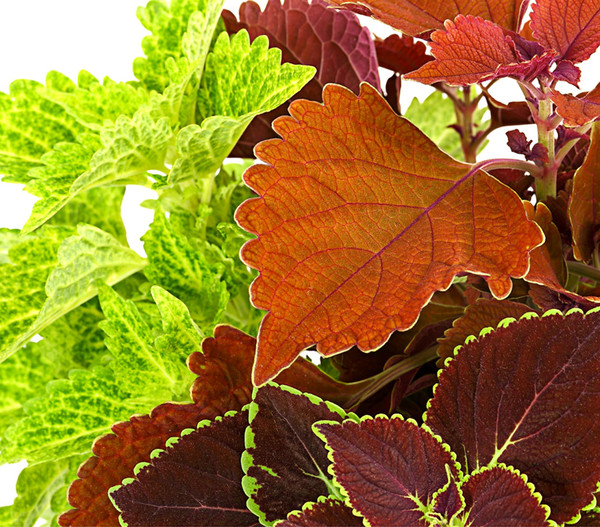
[273,494,366,527]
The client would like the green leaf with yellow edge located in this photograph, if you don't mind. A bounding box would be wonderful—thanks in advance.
[169,31,314,184]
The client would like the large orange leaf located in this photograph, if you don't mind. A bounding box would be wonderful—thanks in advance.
[570,122,600,261]
[552,83,600,126]
[236,83,544,385]
[531,0,600,63]
[324,0,529,36]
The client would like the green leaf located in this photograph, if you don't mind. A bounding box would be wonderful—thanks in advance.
[98,283,189,399]
[169,31,315,184]
[0,366,147,464]
[0,226,72,362]
[142,207,229,331]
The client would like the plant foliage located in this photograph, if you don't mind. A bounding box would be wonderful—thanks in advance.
[1,0,600,525]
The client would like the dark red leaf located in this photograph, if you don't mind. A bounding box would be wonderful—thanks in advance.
[486,97,534,129]
[462,467,550,526]
[488,168,534,198]
[110,409,259,526]
[236,83,543,385]
[375,34,433,75]
[437,298,534,365]
[552,83,600,126]
[432,476,464,519]
[59,403,208,527]
[506,129,549,165]
[223,0,380,157]
[426,309,600,523]
[552,60,582,86]
[323,0,529,35]
[243,384,350,524]
[279,497,363,526]
[531,0,600,63]
[315,416,461,526]
[189,325,363,408]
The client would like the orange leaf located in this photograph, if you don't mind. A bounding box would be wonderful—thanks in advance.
[531,0,600,63]
[405,15,554,86]
[552,83,600,126]
[437,298,535,365]
[570,121,600,261]
[324,0,529,36]
[236,83,544,385]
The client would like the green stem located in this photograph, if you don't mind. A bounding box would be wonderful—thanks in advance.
[536,96,557,200]
[343,345,439,410]
[567,261,600,284]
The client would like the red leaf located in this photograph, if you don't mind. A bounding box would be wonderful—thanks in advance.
[189,325,364,407]
[323,0,529,36]
[375,34,433,75]
[531,0,600,63]
[405,16,555,86]
[222,0,380,157]
[569,122,600,262]
[243,384,349,524]
[59,403,209,527]
[280,498,363,526]
[552,83,600,127]
[235,83,544,385]
[437,298,535,365]
[425,309,600,524]
[462,467,550,526]
[315,416,461,525]
[110,410,259,526]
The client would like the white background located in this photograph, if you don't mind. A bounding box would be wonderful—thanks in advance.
[0,0,599,510]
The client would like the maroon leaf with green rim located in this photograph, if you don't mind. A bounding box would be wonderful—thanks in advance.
[59,402,208,527]
[461,466,550,526]
[315,416,462,526]
[431,475,464,520]
[222,0,380,157]
[110,409,259,526]
[425,309,600,524]
[278,497,364,526]
[243,384,353,525]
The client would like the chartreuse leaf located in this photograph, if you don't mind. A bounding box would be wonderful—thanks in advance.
[168,30,315,184]
[235,83,544,385]
[314,416,463,526]
[143,206,229,331]
[242,383,357,526]
[324,0,528,35]
[60,402,208,527]
[276,497,363,527]
[110,409,259,526]
[425,308,600,524]
[1,225,147,361]
[0,226,72,361]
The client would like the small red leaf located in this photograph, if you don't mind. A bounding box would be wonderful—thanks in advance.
[59,403,208,527]
[111,410,259,526]
[236,83,543,385]
[375,34,433,75]
[279,498,363,526]
[315,416,461,526]
[462,467,550,526]
[553,60,582,86]
[552,83,600,126]
[324,0,529,36]
[244,384,348,524]
[426,309,600,523]
[531,0,600,63]
[569,122,600,262]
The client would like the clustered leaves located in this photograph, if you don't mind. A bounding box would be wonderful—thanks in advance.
[2,0,600,526]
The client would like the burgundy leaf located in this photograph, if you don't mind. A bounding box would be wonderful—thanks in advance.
[375,34,433,75]
[426,309,600,524]
[432,476,464,519]
[59,403,208,527]
[462,466,550,526]
[315,416,462,526]
[110,410,259,526]
[279,497,364,526]
[223,0,380,157]
[243,384,350,524]
[486,97,534,128]
[506,130,549,165]
[488,168,534,198]
[531,0,600,64]
[552,60,582,86]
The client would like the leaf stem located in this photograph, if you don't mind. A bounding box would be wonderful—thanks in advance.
[536,96,557,200]
[471,157,541,177]
[567,261,600,283]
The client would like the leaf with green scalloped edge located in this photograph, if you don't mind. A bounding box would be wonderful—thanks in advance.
[0,225,73,361]
[425,308,600,525]
[168,31,314,184]
[110,409,260,526]
[277,497,363,526]
[243,383,356,526]
[314,415,463,526]
[143,206,230,331]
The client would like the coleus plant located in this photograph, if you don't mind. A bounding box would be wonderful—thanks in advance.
[2,0,600,525]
